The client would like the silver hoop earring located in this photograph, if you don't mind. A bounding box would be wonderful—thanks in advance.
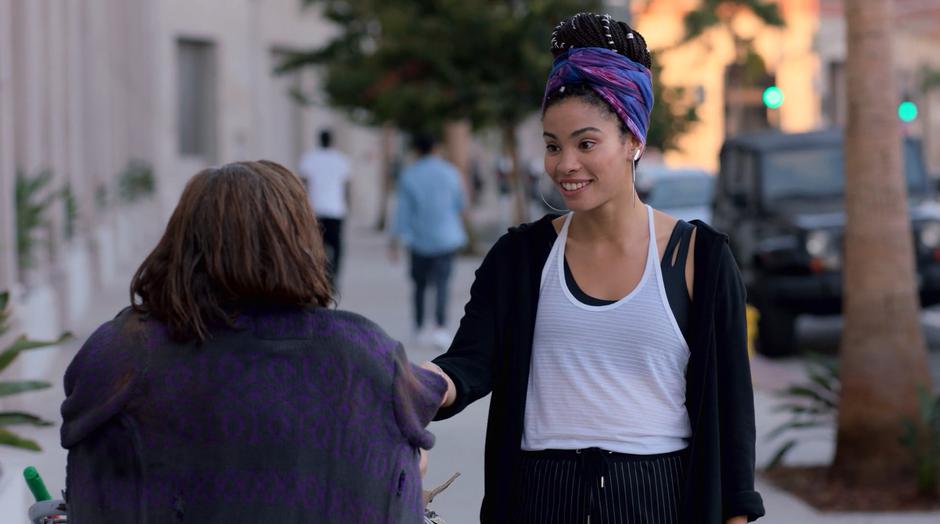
[632,157,638,208]
[538,180,569,214]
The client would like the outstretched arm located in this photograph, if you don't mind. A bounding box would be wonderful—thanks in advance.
[427,233,511,419]
[420,361,456,407]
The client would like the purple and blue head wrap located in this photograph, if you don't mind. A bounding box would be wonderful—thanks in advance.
[543,47,654,147]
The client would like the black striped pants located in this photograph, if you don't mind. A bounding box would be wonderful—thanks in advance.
[512,447,688,524]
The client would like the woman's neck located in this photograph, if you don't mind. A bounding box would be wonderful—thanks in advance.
[569,193,647,248]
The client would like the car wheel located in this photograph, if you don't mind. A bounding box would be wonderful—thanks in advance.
[756,304,797,358]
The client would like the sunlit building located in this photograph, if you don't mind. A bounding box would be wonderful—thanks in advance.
[633,0,940,174]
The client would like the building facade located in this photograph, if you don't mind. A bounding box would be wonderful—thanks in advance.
[632,0,940,174]
[0,0,383,335]
[816,0,940,174]
[634,0,822,171]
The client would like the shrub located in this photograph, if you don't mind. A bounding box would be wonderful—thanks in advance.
[0,291,71,451]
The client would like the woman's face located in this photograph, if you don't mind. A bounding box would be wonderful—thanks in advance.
[542,97,638,213]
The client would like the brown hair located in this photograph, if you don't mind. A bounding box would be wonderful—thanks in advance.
[130,160,333,342]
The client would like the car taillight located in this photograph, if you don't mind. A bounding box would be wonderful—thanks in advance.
[809,257,826,273]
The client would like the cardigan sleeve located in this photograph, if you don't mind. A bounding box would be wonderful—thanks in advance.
[392,342,448,449]
[431,233,510,420]
[714,244,766,521]
[60,310,143,449]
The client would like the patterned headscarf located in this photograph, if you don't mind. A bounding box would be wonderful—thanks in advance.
[543,47,654,147]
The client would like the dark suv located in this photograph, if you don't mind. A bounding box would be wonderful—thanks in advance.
[712,129,940,356]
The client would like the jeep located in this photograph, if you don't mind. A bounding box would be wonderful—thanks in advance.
[712,129,940,356]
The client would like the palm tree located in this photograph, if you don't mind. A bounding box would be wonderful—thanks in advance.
[832,0,935,485]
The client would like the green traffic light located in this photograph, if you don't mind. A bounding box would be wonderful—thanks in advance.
[762,86,784,109]
[898,101,918,123]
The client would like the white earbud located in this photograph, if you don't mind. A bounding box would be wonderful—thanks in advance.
[634,149,642,161]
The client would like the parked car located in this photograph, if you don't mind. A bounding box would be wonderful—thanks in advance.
[537,162,716,221]
[636,166,715,223]
[712,129,940,357]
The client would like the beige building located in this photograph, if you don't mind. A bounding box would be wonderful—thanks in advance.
[816,0,940,174]
[632,0,940,174]
[0,0,384,337]
[633,0,823,172]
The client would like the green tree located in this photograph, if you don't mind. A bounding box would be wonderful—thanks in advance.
[280,0,492,134]
[681,0,783,42]
[646,60,699,153]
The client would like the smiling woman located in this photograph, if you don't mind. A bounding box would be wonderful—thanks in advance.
[542,100,635,209]
[420,11,765,524]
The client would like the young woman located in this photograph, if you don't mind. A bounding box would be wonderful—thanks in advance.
[61,161,445,523]
[421,13,764,524]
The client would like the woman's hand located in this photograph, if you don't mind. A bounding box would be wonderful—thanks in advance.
[420,361,456,408]
[726,516,747,524]
[419,448,428,478]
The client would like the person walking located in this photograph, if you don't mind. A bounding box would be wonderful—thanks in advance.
[61,161,445,523]
[419,12,764,524]
[390,133,468,350]
[299,129,350,290]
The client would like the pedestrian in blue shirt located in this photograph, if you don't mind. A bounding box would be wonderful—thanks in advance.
[390,133,468,350]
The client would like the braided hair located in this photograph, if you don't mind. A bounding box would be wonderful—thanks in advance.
[545,13,652,142]
[550,12,651,67]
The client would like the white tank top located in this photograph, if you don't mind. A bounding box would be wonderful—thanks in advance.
[521,205,692,454]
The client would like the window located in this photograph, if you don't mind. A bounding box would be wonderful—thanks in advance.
[825,61,847,127]
[268,49,305,169]
[723,64,772,135]
[721,149,756,214]
[176,39,217,159]
[760,141,927,207]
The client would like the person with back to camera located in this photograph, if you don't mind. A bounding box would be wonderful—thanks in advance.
[419,12,765,524]
[60,160,445,523]
[300,129,351,291]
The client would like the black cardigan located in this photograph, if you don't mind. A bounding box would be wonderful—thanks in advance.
[432,214,765,523]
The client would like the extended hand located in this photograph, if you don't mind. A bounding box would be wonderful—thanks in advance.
[420,361,456,407]
[420,448,428,478]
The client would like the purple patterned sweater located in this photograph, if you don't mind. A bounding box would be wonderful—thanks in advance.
[60,306,446,523]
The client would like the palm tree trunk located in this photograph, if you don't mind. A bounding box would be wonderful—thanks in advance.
[443,119,480,254]
[502,124,529,225]
[832,0,934,485]
[375,124,395,231]
[443,119,474,204]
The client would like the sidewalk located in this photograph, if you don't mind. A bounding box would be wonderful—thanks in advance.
[2,218,938,523]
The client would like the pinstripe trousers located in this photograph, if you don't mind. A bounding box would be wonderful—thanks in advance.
[512,447,688,524]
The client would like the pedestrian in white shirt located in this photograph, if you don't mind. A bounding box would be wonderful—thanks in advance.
[299,129,351,290]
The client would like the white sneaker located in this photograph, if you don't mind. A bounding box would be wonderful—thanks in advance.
[430,327,452,350]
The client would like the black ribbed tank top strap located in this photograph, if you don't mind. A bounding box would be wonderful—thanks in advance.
[660,220,694,340]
